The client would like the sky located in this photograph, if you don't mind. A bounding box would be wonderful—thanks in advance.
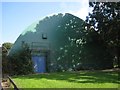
[1,0,90,46]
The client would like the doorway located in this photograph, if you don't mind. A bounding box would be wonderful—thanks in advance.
[32,55,46,73]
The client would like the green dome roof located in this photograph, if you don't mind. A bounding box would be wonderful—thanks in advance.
[21,20,39,35]
[9,13,84,55]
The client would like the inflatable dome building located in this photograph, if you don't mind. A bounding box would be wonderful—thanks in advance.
[9,13,113,73]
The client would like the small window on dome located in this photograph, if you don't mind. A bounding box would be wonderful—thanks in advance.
[21,41,25,47]
[42,33,47,39]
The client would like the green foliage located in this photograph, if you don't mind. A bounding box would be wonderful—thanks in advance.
[86,2,120,68]
[9,44,34,75]
[2,42,13,74]
[79,30,113,69]
[2,42,13,50]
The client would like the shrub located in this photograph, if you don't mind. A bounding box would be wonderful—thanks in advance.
[9,44,34,75]
[2,42,13,76]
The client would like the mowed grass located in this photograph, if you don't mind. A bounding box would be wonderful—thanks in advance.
[12,71,119,88]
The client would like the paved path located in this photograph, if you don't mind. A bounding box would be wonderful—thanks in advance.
[1,79,10,90]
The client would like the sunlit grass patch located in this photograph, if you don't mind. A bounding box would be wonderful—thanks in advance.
[12,71,119,88]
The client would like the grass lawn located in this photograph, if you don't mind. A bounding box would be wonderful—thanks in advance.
[12,71,119,88]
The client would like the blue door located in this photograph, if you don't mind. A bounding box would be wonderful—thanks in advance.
[32,56,46,73]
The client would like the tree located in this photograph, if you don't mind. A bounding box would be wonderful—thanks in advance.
[9,43,34,75]
[86,2,120,68]
[2,42,13,75]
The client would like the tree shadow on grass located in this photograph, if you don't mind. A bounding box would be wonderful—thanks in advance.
[13,71,119,84]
